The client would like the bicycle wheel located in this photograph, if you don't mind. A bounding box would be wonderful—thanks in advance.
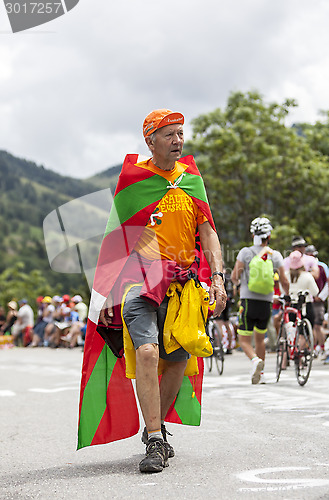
[294,318,314,386]
[276,322,287,382]
[205,322,213,372]
[205,353,213,372]
[212,323,224,375]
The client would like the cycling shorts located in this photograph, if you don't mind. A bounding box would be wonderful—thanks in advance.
[237,298,271,336]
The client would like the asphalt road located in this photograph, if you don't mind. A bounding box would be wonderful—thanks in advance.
[1,346,329,500]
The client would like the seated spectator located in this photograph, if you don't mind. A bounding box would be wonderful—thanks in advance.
[0,301,18,334]
[34,296,45,324]
[0,307,6,330]
[43,296,64,346]
[49,303,79,347]
[30,296,55,347]
[11,299,34,346]
[71,295,88,322]
[66,318,87,348]
[55,297,87,348]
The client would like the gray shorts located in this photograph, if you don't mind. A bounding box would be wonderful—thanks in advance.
[122,285,189,362]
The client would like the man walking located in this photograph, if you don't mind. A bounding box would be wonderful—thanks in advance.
[79,109,226,473]
[284,236,319,279]
[305,244,329,354]
[231,217,289,384]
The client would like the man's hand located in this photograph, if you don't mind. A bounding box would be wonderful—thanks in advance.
[209,275,227,317]
[99,293,114,326]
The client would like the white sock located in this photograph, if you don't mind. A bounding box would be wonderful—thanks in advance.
[148,429,163,441]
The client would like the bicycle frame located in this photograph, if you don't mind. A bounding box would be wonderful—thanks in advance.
[282,304,302,360]
[205,317,224,375]
[276,291,314,385]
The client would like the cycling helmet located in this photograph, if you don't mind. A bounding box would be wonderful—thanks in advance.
[250,217,273,236]
[305,244,318,256]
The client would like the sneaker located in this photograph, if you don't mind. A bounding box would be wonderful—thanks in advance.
[260,371,266,384]
[314,345,322,358]
[139,438,169,473]
[141,424,175,458]
[251,357,264,385]
[323,355,329,365]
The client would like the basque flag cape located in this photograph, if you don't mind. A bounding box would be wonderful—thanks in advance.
[77,154,215,450]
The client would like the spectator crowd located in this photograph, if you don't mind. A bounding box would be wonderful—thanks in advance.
[1,236,329,367]
[0,294,88,349]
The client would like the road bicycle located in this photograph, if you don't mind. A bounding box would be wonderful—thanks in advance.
[276,291,314,386]
[205,317,224,375]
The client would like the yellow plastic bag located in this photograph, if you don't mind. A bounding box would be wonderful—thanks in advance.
[167,279,213,358]
[162,281,183,354]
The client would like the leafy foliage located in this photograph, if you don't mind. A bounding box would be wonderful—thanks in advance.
[0,150,118,301]
[185,91,329,266]
[0,262,50,312]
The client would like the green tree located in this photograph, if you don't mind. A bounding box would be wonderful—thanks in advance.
[186,91,329,265]
[295,111,329,158]
[0,262,53,312]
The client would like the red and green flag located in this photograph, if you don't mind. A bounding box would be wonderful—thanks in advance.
[77,154,215,450]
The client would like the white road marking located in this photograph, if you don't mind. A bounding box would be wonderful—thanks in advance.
[29,386,78,393]
[0,390,15,396]
[237,466,329,491]
[0,364,81,377]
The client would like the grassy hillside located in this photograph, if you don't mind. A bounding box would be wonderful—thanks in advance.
[86,164,121,190]
[0,150,119,297]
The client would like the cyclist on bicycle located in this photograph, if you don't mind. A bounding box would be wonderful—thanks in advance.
[214,268,235,354]
[305,244,329,356]
[286,250,319,326]
[284,236,319,280]
[232,217,289,384]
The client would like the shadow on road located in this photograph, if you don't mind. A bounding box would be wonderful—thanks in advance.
[1,456,143,488]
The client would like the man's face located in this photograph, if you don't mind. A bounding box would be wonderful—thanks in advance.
[148,124,184,164]
[293,245,306,254]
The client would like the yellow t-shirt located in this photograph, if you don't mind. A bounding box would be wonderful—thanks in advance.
[134,159,207,268]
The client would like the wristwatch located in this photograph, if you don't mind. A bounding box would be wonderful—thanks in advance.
[211,271,225,283]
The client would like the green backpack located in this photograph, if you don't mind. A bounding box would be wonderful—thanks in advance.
[248,254,274,295]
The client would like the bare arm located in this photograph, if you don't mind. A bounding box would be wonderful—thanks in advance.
[310,264,320,280]
[231,259,244,285]
[198,221,227,316]
[277,265,289,295]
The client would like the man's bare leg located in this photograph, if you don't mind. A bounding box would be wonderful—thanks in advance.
[254,331,266,361]
[135,343,161,432]
[314,324,325,349]
[238,334,255,360]
[160,359,187,420]
[239,332,264,384]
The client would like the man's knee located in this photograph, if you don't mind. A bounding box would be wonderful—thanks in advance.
[136,343,159,367]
